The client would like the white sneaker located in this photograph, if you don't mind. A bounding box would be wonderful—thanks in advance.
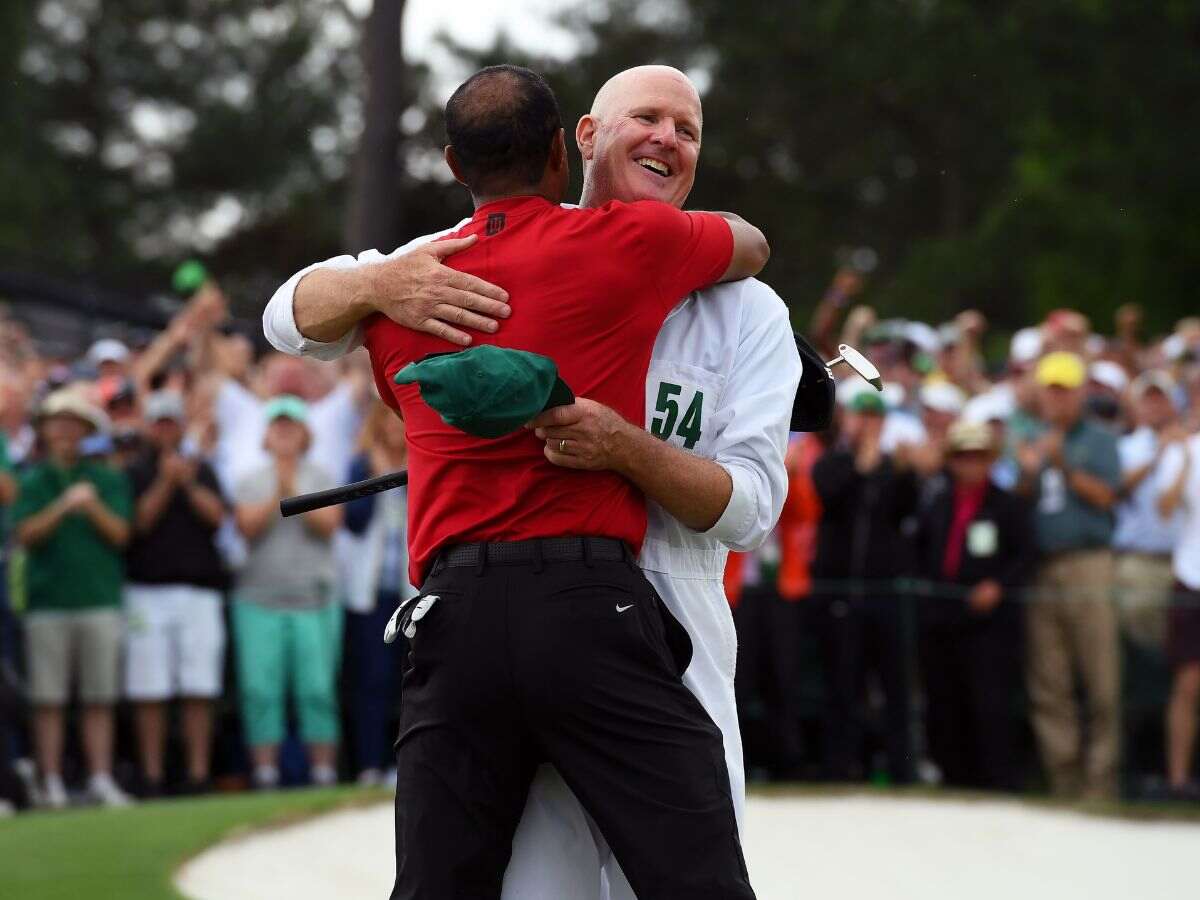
[42,773,69,810]
[311,764,338,787]
[253,764,280,790]
[356,768,382,788]
[86,772,133,808]
[13,758,38,802]
[0,799,15,817]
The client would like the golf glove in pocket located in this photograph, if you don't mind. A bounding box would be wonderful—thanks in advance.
[384,594,438,644]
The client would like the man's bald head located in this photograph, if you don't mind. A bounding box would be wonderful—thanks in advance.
[577,66,704,209]
[444,64,567,201]
[589,65,702,125]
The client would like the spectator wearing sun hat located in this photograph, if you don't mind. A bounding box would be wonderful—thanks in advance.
[1015,351,1122,799]
[913,419,1036,790]
[11,388,133,808]
[231,395,342,789]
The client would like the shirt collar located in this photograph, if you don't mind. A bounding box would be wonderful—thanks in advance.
[472,195,553,219]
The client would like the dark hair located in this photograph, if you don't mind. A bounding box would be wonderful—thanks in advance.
[444,65,562,195]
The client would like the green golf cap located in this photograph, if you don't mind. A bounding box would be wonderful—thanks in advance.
[848,390,886,415]
[263,394,310,425]
[394,346,575,438]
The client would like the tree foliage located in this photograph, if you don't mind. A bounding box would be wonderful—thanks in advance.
[438,0,1200,333]
[3,0,363,312]
[4,0,1198,334]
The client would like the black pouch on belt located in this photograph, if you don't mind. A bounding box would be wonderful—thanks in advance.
[791,331,835,432]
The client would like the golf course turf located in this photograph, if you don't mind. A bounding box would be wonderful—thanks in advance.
[0,786,387,899]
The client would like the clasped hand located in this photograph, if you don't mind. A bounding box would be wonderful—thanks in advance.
[528,398,634,472]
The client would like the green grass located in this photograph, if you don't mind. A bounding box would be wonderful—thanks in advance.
[0,786,389,900]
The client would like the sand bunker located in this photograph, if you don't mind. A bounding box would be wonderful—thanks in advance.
[177,792,1199,899]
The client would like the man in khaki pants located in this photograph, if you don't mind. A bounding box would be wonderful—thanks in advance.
[1017,352,1122,799]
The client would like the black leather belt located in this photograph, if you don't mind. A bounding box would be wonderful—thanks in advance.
[436,536,629,569]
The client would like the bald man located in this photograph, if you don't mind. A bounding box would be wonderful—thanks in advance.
[264,66,800,899]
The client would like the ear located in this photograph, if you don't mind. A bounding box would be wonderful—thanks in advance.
[576,115,597,161]
[444,146,468,187]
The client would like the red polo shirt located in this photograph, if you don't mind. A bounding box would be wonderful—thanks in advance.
[362,196,733,585]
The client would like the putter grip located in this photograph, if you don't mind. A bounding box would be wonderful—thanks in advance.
[280,470,410,517]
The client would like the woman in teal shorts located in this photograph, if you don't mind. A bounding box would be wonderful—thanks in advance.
[232,396,343,788]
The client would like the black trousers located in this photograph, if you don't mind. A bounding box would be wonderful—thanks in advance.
[817,593,916,784]
[391,543,754,900]
[919,613,1022,791]
[733,584,805,775]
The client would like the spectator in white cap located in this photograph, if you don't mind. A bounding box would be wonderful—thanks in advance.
[85,338,131,380]
[123,390,229,796]
[898,381,965,478]
[1010,327,1043,369]
[1113,372,1187,652]
[1087,359,1131,430]
[11,388,133,808]
[1005,328,1045,446]
[963,389,1020,489]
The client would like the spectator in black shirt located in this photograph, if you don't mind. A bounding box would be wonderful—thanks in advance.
[913,420,1036,791]
[812,391,920,783]
[124,391,228,794]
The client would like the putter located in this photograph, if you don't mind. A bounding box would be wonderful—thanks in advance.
[826,343,883,391]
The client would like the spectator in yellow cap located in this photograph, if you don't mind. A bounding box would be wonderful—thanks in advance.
[1016,351,1122,799]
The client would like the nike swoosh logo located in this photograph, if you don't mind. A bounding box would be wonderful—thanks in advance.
[615,603,634,613]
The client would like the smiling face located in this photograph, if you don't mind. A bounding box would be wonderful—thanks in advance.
[577,66,702,210]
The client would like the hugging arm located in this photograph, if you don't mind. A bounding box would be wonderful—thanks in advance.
[263,227,509,359]
[710,212,770,283]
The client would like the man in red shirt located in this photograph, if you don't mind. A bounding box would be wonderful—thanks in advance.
[372,66,765,900]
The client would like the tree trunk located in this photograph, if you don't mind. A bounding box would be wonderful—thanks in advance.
[344,0,407,252]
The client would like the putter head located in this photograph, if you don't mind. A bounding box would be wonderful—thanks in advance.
[836,344,884,391]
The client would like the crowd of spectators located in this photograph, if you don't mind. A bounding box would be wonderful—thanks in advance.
[730,274,1200,802]
[0,269,1197,814]
[0,282,399,812]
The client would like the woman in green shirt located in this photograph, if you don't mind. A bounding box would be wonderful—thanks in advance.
[12,389,133,808]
